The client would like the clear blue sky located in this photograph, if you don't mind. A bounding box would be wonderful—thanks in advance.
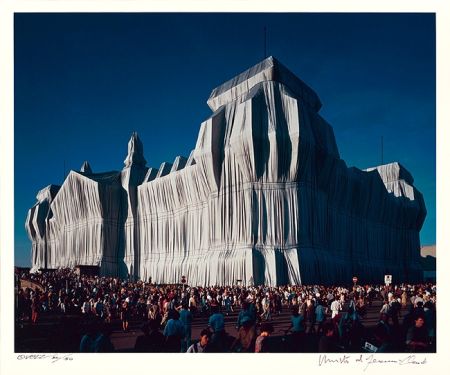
[14,13,436,267]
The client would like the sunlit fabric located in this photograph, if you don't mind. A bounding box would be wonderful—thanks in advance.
[25,57,426,285]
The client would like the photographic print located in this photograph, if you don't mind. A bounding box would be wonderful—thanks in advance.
[2,4,446,375]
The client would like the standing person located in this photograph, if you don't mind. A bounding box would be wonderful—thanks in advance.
[223,293,233,315]
[104,298,111,324]
[255,323,274,353]
[274,292,282,315]
[380,299,390,315]
[88,297,96,315]
[81,298,91,319]
[356,295,367,318]
[315,300,327,334]
[305,297,315,334]
[136,296,147,321]
[298,297,307,318]
[389,297,401,328]
[413,293,424,308]
[326,290,334,307]
[330,296,341,319]
[148,303,162,326]
[188,293,197,316]
[247,299,257,323]
[261,294,271,321]
[163,310,184,352]
[179,303,193,352]
[287,306,305,352]
[186,329,210,353]
[39,290,48,313]
[121,301,131,331]
[401,290,408,309]
[57,293,66,314]
[31,296,40,324]
[200,293,209,316]
[94,298,104,319]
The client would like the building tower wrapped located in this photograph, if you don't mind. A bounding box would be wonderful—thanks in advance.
[26,57,427,285]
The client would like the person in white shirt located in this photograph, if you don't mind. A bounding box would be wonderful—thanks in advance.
[188,294,197,315]
[413,294,424,307]
[81,300,91,315]
[380,300,390,315]
[330,297,341,319]
[186,329,210,353]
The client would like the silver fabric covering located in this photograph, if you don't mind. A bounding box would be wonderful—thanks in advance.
[26,57,426,285]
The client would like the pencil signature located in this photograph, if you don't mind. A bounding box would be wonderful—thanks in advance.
[17,353,74,363]
[318,354,427,371]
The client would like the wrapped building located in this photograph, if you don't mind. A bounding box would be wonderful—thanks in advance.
[26,57,426,285]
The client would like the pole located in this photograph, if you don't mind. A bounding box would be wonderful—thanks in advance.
[381,136,384,165]
[264,26,267,59]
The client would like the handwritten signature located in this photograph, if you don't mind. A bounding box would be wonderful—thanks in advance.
[17,354,74,363]
[318,354,427,371]
[318,354,351,366]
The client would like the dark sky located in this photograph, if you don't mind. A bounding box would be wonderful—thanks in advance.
[14,13,435,267]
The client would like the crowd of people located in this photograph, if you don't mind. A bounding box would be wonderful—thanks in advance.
[15,268,436,353]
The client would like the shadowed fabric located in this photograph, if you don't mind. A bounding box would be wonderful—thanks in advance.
[25,57,426,285]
